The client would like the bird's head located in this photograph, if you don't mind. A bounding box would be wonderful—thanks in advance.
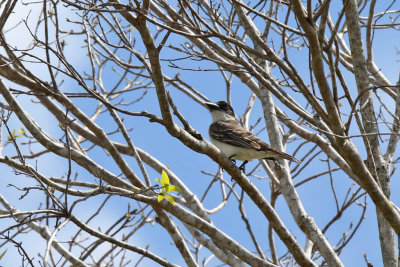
[205,101,236,122]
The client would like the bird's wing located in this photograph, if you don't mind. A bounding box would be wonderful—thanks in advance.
[210,121,270,151]
[210,121,300,163]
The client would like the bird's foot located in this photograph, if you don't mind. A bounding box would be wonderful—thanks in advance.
[227,156,248,181]
[230,161,248,182]
[238,160,248,172]
[228,154,237,165]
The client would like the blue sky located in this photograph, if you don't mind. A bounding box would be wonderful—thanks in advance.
[0,1,399,266]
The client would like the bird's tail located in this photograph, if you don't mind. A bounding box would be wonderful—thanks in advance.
[265,151,301,164]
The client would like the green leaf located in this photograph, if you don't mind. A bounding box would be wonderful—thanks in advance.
[17,128,25,135]
[0,248,7,260]
[161,170,170,186]
[7,129,16,141]
[165,185,182,194]
[156,170,180,206]
[8,128,26,141]
[164,195,175,206]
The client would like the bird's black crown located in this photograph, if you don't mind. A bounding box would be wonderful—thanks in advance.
[215,101,235,117]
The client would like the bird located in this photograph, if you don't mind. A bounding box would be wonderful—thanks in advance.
[205,101,300,170]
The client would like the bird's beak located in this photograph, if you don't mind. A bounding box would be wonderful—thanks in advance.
[205,102,220,110]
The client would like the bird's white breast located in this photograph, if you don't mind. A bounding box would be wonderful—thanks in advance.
[210,137,269,161]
